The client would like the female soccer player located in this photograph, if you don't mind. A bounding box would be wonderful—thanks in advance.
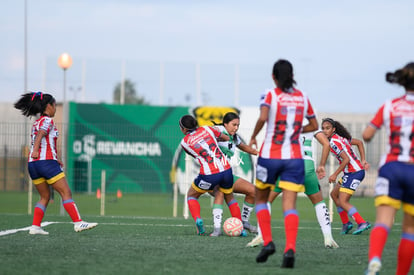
[14,92,98,235]
[179,114,243,235]
[321,118,370,235]
[249,59,318,268]
[209,112,259,236]
[363,62,414,275]
[248,127,339,249]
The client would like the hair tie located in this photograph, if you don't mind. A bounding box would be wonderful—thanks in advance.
[31,91,43,101]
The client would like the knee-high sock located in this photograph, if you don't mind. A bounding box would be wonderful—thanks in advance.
[63,199,82,222]
[368,224,390,261]
[337,207,349,224]
[187,197,201,221]
[314,201,332,237]
[284,209,299,253]
[32,203,46,226]
[212,204,223,229]
[241,201,254,223]
[256,203,272,245]
[348,206,366,224]
[227,199,242,220]
[396,232,414,275]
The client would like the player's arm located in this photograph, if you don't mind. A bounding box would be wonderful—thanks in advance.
[362,125,377,142]
[329,151,349,183]
[250,105,268,148]
[314,131,329,179]
[237,143,259,156]
[351,138,370,170]
[302,116,318,133]
[31,130,47,159]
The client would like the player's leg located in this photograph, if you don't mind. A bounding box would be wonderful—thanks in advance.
[233,177,257,233]
[29,181,50,235]
[187,184,206,235]
[396,211,414,275]
[53,176,98,232]
[210,187,224,236]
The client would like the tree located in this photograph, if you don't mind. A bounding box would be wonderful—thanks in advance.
[113,79,148,105]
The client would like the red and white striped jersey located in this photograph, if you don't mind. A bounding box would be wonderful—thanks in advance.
[181,126,231,175]
[29,116,59,162]
[259,87,316,159]
[329,133,363,173]
[370,94,414,165]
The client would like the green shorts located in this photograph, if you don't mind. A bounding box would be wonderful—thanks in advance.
[274,159,320,195]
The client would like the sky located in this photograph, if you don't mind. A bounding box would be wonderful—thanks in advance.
[1,0,414,113]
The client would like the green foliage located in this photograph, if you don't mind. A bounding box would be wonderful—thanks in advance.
[113,79,148,105]
[0,193,404,275]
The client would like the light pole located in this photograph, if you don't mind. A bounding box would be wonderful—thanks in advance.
[58,53,72,215]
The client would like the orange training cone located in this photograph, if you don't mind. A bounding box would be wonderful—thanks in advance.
[117,189,122,199]
[96,188,101,199]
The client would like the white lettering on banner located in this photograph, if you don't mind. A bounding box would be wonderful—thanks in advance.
[73,134,162,157]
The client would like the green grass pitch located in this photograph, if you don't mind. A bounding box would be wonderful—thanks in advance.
[0,192,405,274]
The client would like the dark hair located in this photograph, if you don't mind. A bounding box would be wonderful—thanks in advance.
[179,115,198,131]
[322,118,352,141]
[212,112,240,126]
[14,92,56,117]
[386,62,414,90]
[272,59,296,92]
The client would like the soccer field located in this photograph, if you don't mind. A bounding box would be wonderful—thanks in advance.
[0,193,403,274]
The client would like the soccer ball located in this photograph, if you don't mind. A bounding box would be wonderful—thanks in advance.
[223,217,243,237]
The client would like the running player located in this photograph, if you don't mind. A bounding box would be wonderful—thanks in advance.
[321,118,371,235]
[363,62,414,275]
[179,114,243,235]
[250,59,318,268]
[14,92,98,235]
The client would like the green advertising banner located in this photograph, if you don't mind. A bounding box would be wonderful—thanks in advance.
[67,103,189,193]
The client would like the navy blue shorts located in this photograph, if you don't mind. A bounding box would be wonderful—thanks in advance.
[192,169,234,194]
[256,157,305,192]
[374,161,414,214]
[28,160,65,185]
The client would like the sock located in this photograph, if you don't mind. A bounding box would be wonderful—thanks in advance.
[348,206,366,224]
[187,197,201,221]
[396,233,414,275]
[314,201,332,236]
[241,201,254,223]
[63,199,82,222]
[337,207,349,224]
[368,224,390,261]
[284,210,299,253]
[212,204,223,229]
[32,203,46,226]
[256,203,272,245]
[227,199,242,220]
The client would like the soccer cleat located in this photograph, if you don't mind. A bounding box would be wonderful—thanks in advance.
[281,249,295,268]
[209,227,222,237]
[324,236,339,248]
[29,225,49,235]
[256,241,275,263]
[74,221,98,232]
[242,221,258,233]
[195,218,206,236]
[341,222,353,234]
[352,222,371,235]
[365,257,381,275]
[240,229,248,237]
[246,234,264,247]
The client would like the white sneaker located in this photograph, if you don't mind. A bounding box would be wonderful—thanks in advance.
[29,225,49,235]
[74,221,98,232]
[324,236,339,248]
[366,257,381,275]
[246,234,264,247]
